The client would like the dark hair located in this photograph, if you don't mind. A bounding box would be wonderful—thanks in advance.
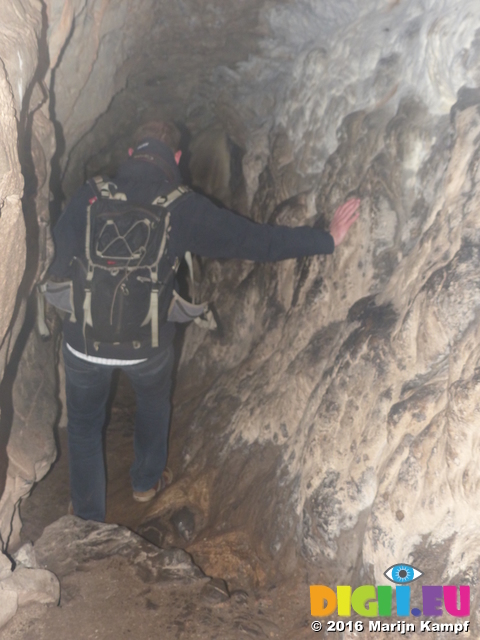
[133,121,181,152]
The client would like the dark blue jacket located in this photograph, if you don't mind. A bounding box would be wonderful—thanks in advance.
[50,139,334,359]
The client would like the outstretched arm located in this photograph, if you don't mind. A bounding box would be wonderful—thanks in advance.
[173,192,335,261]
[329,198,360,247]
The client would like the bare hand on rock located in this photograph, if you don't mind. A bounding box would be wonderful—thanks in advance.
[329,198,360,247]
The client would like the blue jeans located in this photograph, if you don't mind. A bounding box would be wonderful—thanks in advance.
[63,342,174,521]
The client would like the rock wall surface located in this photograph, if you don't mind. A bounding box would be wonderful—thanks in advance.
[154,0,480,614]
[0,0,60,627]
[0,1,34,392]
[0,0,59,548]
[0,1,41,541]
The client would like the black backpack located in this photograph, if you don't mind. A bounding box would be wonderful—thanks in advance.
[74,177,189,348]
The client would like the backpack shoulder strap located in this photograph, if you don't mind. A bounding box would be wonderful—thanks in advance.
[152,185,190,207]
[88,176,127,200]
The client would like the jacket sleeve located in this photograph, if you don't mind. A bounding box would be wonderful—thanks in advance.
[170,193,334,261]
[48,185,91,278]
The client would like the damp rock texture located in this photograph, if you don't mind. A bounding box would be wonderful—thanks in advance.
[0,5,31,379]
[34,516,205,583]
[0,0,58,553]
[0,329,58,550]
[161,0,480,609]
[0,543,59,631]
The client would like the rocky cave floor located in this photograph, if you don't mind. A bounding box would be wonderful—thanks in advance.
[2,372,316,640]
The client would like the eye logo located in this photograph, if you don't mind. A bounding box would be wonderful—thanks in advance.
[384,563,423,584]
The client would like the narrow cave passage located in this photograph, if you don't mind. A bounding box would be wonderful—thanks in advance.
[2,0,480,637]
[15,368,310,640]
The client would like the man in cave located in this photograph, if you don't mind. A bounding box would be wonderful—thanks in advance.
[48,120,360,522]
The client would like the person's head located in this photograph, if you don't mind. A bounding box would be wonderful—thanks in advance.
[132,120,182,163]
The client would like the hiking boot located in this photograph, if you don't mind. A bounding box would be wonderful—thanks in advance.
[133,467,173,503]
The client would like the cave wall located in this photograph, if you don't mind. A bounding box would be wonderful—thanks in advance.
[1,0,480,631]
[0,14,29,547]
[0,0,60,552]
[0,2,34,390]
[160,0,480,600]
[0,3,62,628]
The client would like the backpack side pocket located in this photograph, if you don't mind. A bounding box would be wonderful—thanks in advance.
[39,280,76,319]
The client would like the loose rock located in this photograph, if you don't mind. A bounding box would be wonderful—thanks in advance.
[201,577,230,604]
[0,551,13,580]
[171,506,196,542]
[0,567,59,607]
[230,589,249,604]
[137,517,168,547]
[34,516,205,584]
[13,542,38,569]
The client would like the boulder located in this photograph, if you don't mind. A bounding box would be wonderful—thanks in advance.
[0,551,12,580]
[34,516,205,584]
[0,567,59,607]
